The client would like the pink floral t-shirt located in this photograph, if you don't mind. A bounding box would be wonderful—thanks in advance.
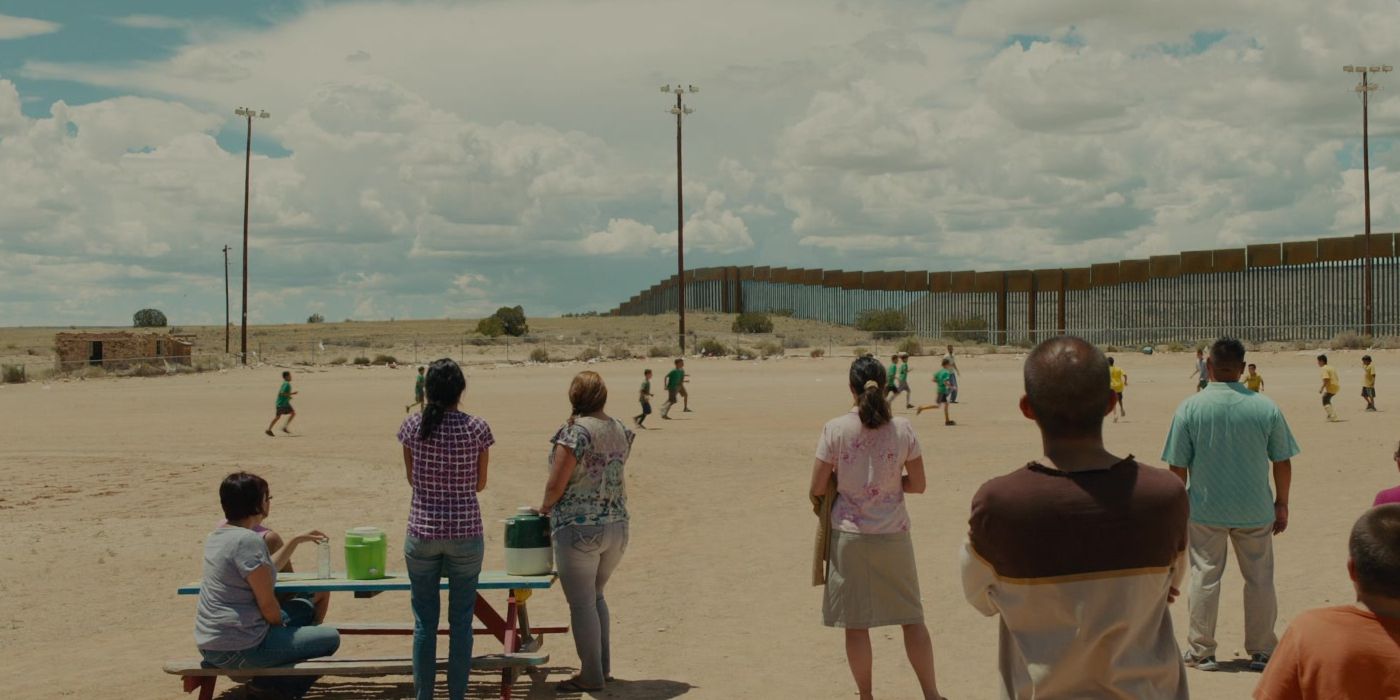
[816,410,922,534]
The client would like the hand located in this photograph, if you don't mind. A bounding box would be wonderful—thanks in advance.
[1167,587,1180,604]
[537,504,551,516]
[294,529,328,545]
[1273,503,1289,535]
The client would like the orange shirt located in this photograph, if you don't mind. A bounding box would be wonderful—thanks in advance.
[1254,605,1400,700]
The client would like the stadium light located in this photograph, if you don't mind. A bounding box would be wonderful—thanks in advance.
[661,83,697,353]
[234,106,269,364]
[1342,65,1388,336]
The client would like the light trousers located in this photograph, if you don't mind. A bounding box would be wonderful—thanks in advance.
[554,522,628,686]
[1186,522,1278,658]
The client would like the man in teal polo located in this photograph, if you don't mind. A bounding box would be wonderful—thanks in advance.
[1162,337,1299,674]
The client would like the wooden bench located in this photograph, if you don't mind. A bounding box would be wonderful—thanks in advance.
[165,651,549,700]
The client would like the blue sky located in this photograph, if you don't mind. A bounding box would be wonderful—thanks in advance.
[0,0,1397,326]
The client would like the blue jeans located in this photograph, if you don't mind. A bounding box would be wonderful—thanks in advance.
[199,598,341,698]
[404,535,484,700]
[554,522,628,687]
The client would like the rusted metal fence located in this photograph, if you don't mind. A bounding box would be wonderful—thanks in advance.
[610,234,1400,345]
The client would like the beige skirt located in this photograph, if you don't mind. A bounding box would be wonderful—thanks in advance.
[822,530,924,628]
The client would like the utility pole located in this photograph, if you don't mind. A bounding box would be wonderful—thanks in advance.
[661,84,697,352]
[234,106,269,364]
[1344,64,1391,336]
[222,244,231,354]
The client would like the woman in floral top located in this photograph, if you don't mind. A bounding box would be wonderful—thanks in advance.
[539,370,633,693]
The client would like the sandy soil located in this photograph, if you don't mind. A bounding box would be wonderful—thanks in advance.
[1,346,1394,699]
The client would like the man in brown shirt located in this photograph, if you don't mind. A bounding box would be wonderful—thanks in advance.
[961,336,1190,699]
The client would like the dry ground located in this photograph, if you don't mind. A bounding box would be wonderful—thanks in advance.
[1,337,1395,699]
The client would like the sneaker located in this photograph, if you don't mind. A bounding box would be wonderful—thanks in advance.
[662,415,671,420]
[265,430,274,437]
[1183,652,1219,672]
[683,408,693,412]
[1249,653,1270,672]
[945,420,956,426]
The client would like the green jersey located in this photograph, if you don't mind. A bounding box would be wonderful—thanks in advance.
[640,379,651,398]
[897,363,909,382]
[276,381,293,408]
[887,363,898,385]
[934,369,952,393]
[414,375,425,399]
[665,368,685,390]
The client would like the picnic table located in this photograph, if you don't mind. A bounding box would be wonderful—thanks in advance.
[169,571,563,700]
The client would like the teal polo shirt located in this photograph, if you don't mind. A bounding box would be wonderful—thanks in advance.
[1161,382,1300,528]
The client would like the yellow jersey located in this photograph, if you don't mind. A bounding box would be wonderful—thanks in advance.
[1364,364,1376,388]
[1322,365,1341,394]
[1109,366,1126,392]
[1244,373,1264,391]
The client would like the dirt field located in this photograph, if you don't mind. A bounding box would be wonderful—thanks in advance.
[2,340,1395,699]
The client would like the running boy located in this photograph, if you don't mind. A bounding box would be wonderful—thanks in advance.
[661,359,685,419]
[405,366,426,413]
[635,369,654,428]
[1319,354,1341,422]
[1362,355,1377,412]
[915,358,957,426]
[266,370,297,436]
[1108,356,1127,422]
[1190,348,1208,391]
[898,352,913,409]
[886,354,900,401]
[1244,363,1264,392]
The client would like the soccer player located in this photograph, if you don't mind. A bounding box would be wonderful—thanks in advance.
[1109,357,1128,422]
[1245,364,1265,392]
[915,358,956,426]
[943,345,961,402]
[886,354,901,402]
[1318,354,1341,422]
[1190,348,1208,392]
[1362,355,1377,412]
[405,365,426,413]
[635,369,654,428]
[661,359,685,419]
[898,352,913,409]
[266,370,297,436]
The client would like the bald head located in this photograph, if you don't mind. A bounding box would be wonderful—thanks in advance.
[1024,336,1112,438]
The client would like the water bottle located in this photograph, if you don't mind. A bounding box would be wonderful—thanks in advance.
[317,539,332,579]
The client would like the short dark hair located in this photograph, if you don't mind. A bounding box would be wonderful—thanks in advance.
[281,370,291,380]
[220,471,269,521]
[1107,357,1115,365]
[1363,355,1373,363]
[1024,336,1111,438]
[674,358,683,366]
[1248,363,1257,369]
[1351,504,1400,598]
[1318,354,1329,364]
[1209,338,1246,367]
[644,369,652,375]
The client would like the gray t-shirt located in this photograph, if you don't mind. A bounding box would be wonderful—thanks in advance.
[194,527,274,651]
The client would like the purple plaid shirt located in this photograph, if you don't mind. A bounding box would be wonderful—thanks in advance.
[398,411,494,540]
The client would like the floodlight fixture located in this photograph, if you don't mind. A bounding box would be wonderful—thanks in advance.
[1339,60,1390,337]
[1344,65,1356,72]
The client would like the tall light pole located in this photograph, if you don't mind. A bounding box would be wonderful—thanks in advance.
[222,244,231,354]
[1344,64,1391,337]
[661,84,697,352]
[234,107,269,364]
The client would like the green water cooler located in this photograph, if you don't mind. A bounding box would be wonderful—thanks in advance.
[344,526,387,580]
[504,507,553,576]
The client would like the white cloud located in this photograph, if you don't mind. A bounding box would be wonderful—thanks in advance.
[108,15,191,31]
[0,13,59,40]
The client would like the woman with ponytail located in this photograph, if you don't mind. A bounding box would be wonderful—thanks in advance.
[538,371,633,693]
[396,358,492,700]
[809,356,944,700]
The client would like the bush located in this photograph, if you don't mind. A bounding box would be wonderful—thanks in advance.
[328,356,348,365]
[733,345,757,360]
[1105,345,1120,353]
[133,308,168,327]
[810,348,826,358]
[490,305,529,337]
[853,346,869,357]
[647,346,674,358]
[609,345,633,360]
[1330,331,1370,350]
[1165,342,1187,353]
[476,316,506,337]
[2,364,26,383]
[77,365,107,379]
[732,312,774,334]
[756,340,784,358]
[284,344,298,352]
[895,337,923,356]
[855,309,907,333]
[529,347,551,363]
[130,363,165,377]
[576,347,602,362]
[372,354,398,365]
[781,335,809,349]
[697,338,728,356]
[307,313,325,324]
[941,316,989,343]
[353,356,371,365]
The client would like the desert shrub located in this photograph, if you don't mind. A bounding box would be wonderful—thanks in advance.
[1165,342,1187,353]
[576,347,602,362]
[284,344,298,352]
[756,340,784,358]
[353,356,371,365]
[853,347,869,357]
[372,354,398,365]
[609,345,633,360]
[307,313,325,324]
[131,363,165,377]
[2,364,26,383]
[3,343,14,349]
[1330,331,1369,350]
[1105,345,1120,353]
[771,308,795,317]
[133,308,168,327]
[941,316,989,343]
[781,335,809,349]
[489,306,529,337]
[647,345,674,358]
[77,365,107,379]
[697,338,728,356]
[732,312,774,334]
[26,348,41,356]
[327,356,348,365]
[896,337,923,356]
[467,337,495,346]
[476,316,506,337]
[855,309,907,333]
[529,347,551,363]
[1373,336,1400,349]
[733,345,757,360]
[810,348,826,358]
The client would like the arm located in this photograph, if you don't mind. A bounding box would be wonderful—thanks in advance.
[809,458,835,498]
[1169,465,1188,485]
[476,447,489,492]
[402,445,414,487]
[246,565,285,625]
[1272,459,1292,534]
[902,456,926,494]
[539,444,577,514]
[269,530,327,573]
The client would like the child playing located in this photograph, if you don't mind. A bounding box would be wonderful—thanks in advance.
[1319,354,1341,422]
[1190,348,1208,391]
[1244,363,1264,392]
[661,358,686,419]
[1108,356,1127,422]
[915,358,957,426]
[405,366,426,413]
[635,369,654,428]
[266,370,297,436]
[886,354,900,401]
[1362,355,1377,412]
[898,352,913,409]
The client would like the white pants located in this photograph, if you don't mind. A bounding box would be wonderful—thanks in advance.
[1186,523,1278,657]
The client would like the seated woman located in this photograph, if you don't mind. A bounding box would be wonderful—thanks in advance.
[218,522,331,623]
[196,472,340,700]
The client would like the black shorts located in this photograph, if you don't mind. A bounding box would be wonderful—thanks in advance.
[937,392,950,405]
[641,401,652,415]
[1363,387,1376,398]
[1322,393,1335,406]
[276,405,294,415]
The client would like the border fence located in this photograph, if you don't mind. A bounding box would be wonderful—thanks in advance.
[608,233,1400,346]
